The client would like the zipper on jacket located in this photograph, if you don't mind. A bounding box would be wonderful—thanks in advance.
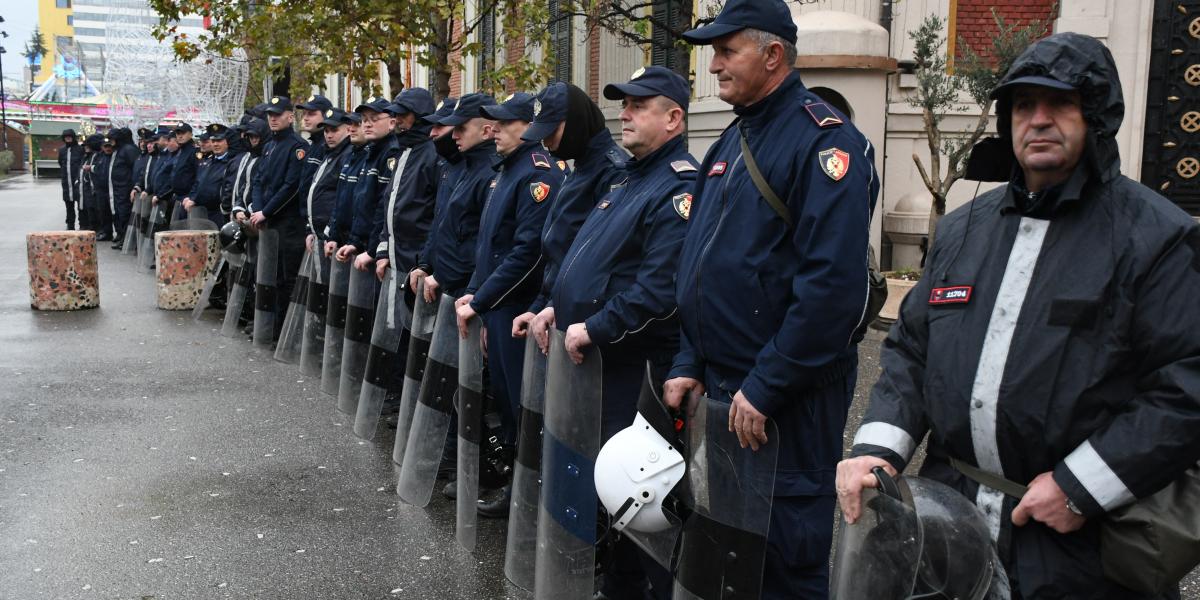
[692,153,743,359]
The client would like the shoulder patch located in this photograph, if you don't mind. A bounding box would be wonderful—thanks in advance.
[818,148,850,181]
[295,148,306,161]
[532,153,552,170]
[804,102,844,129]
[709,162,727,177]
[387,157,396,172]
[671,160,697,173]
[195,151,203,160]
[672,193,693,221]
[606,150,626,168]
[557,160,568,172]
[530,182,551,203]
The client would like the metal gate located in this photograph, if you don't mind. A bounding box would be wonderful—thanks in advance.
[1143,0,1200,215]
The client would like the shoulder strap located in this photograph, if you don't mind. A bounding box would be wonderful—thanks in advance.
[738,124,792,228]
[949,456,1028,499]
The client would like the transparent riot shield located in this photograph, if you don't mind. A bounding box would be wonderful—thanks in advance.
[122,194,141,254]
[273,247,313,364]
[505,335,549,590]
[170,205,218,232]
[134,192,151,263]
[671,395,779,600]
[252,227,280,349]
[299,252,330,378]
[353,269,413,440]
[337,266,378,414]
[456,317,485,552]
[396,294,459,507]
[533,328,603,600]
[137,200,169,273]
[191,254,228,321]
[320,259,352,397]
[221,240,254,338]
[391,279,438,465]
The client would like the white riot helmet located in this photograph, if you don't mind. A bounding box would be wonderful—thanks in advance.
[595,411,686,533]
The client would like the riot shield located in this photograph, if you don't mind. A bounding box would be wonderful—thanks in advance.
[533,328,603,600]
[252,228,281,349]
[353,269,414,440]
[134,192,151,263]
[504,335,549,590]
[336,266,378,414]
[220,240,255,338]
[671,395,779,600]
[299,252,330,378]
[137,201,168,273]
[396,294,459,507]
[273,247,313,364]
[171,206,220,232]
[320,259,352,397]
[390,279,438,465]
[456,317,485,551]
[191,254,228,321]
[122,194,141,254]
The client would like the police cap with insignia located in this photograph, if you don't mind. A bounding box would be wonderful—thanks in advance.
[173,122,193,134]
[522,82,568,142]
[319,108,354,128]
[681,0,798,46]
[390,88,436,118]
[603,66,692,111]
[480,92,536,123]
[102,136,113,146]
[137,127,154,140]
[197,130,211,141]
[438,93,498,126]
[423,97,458,125]
[296,94,333,112]
[354,96,394,115]
[263,95,293,114]
[207,123,232,140]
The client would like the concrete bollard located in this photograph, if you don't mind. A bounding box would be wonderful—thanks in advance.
[156,230,220,310]
[27,231,100,311]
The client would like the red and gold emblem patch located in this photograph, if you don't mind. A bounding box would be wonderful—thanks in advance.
[672,193,693,221]
[530,182,551,203]
[295,148,307,161]
[818,148,850,181]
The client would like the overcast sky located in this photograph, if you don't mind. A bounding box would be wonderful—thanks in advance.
[2,3,44,89]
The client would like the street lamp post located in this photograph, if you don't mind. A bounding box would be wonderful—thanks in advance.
[0,16,7,152]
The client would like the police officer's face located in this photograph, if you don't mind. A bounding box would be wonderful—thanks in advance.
[1010,85,1087,188]
[102,144,114,154]
[493,119,531,156]
[395,113,417,132]
[710,31,782,107]
[453,118,495,152]
[324,124,350,147]
[430,124,453,139]
[360,110,394,141]
[177,131,192,144]
[619,96,684,159]
[211,138,228,155]
[166,138,179,152]
[349,123,367,145]
[155,138,168,150]
[245,134,261,149]
[302,109,324,132]
[267,111,293,132]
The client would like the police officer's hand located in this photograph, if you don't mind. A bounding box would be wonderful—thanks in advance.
[353,252,374,272]
[130,190,136,200]
[323,240,338,258]
[306,234,316,253]
[423,275,440,304]
[335,244,357,263]
[182,198,194,211]
[564,323,592,365]
[151,195,159,205]
[375,258,389,282]
[249,211,267,230]
[512,312,536,339]
[729,390,770,451]
[456,295,477,339]
[663,377,705,411]
[234,211,247,223]
[835,456,897,524]
[531,307,555,355]
[1010,472,1086,534]
[409,269,428,296]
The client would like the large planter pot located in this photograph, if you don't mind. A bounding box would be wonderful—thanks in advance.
[877,276,919,324]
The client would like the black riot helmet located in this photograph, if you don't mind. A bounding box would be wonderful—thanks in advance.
[831,470,995,600]
[219,220,249,255]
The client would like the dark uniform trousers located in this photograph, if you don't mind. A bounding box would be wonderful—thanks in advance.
[274,211,308,336]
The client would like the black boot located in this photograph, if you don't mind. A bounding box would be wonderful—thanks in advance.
[477,485,512,519]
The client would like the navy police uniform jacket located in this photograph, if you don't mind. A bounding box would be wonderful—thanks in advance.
[421,140,497,298]
[58,142,83,195]
[250,129,307,221]
[672,71,878,496]
[168,140,198,201]
[298,135,328,197]
[415,153,467,278]
[375,126,440,271]
[467,141,564,314]
[149,149,174,199]
[132,150,155,194]
[188,151,236,215]
[303,138,352,240]
[357,136,403,254]
[530,130,627,314]
[552,134,695,354]
[325,144,368,244]
[228,152,259,215]
[90,152,111,206]
[109,142,139,205]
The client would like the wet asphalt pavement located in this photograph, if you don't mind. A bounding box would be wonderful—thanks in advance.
[1,173,1195,600]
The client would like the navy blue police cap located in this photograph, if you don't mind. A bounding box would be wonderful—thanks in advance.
[354,95,394,115]
[263,95,293,114]
[207,123,232,140]
[390,88,436,117]
[480,92,536,122]
[682,0,798,46]
[423,97,458,125]
[197,130,211,141]
[296,94,333,112]
[319,108,354,128]
[522,83,568,142]
[439,93,498,126]
[603,66,691,111]
[174,122,193,133]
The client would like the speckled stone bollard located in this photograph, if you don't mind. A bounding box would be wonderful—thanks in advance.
[156,231,220,310]
[27,231,100,311]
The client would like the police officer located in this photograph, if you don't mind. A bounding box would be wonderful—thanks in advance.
[551,66,697,599]
[296,94,334,198]
[454,92,562,496]
[182,124,236,226]
[304,109,355,255]
[148,130,177,226]
[131,128,157,207]
[324,112,368,258]
[249,95,309,335]
[80,134,104,233]
[409,98,462,285]
[165,123,199,222]
[664,0,879,597]
[230,118,268,220]
[515,82,628,341]
[107,127,140,249]
[838,33,1200,600]
[329,96,401,273]
[58,129,82,230]
[373,88,440,281]
[94,136,115,239]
